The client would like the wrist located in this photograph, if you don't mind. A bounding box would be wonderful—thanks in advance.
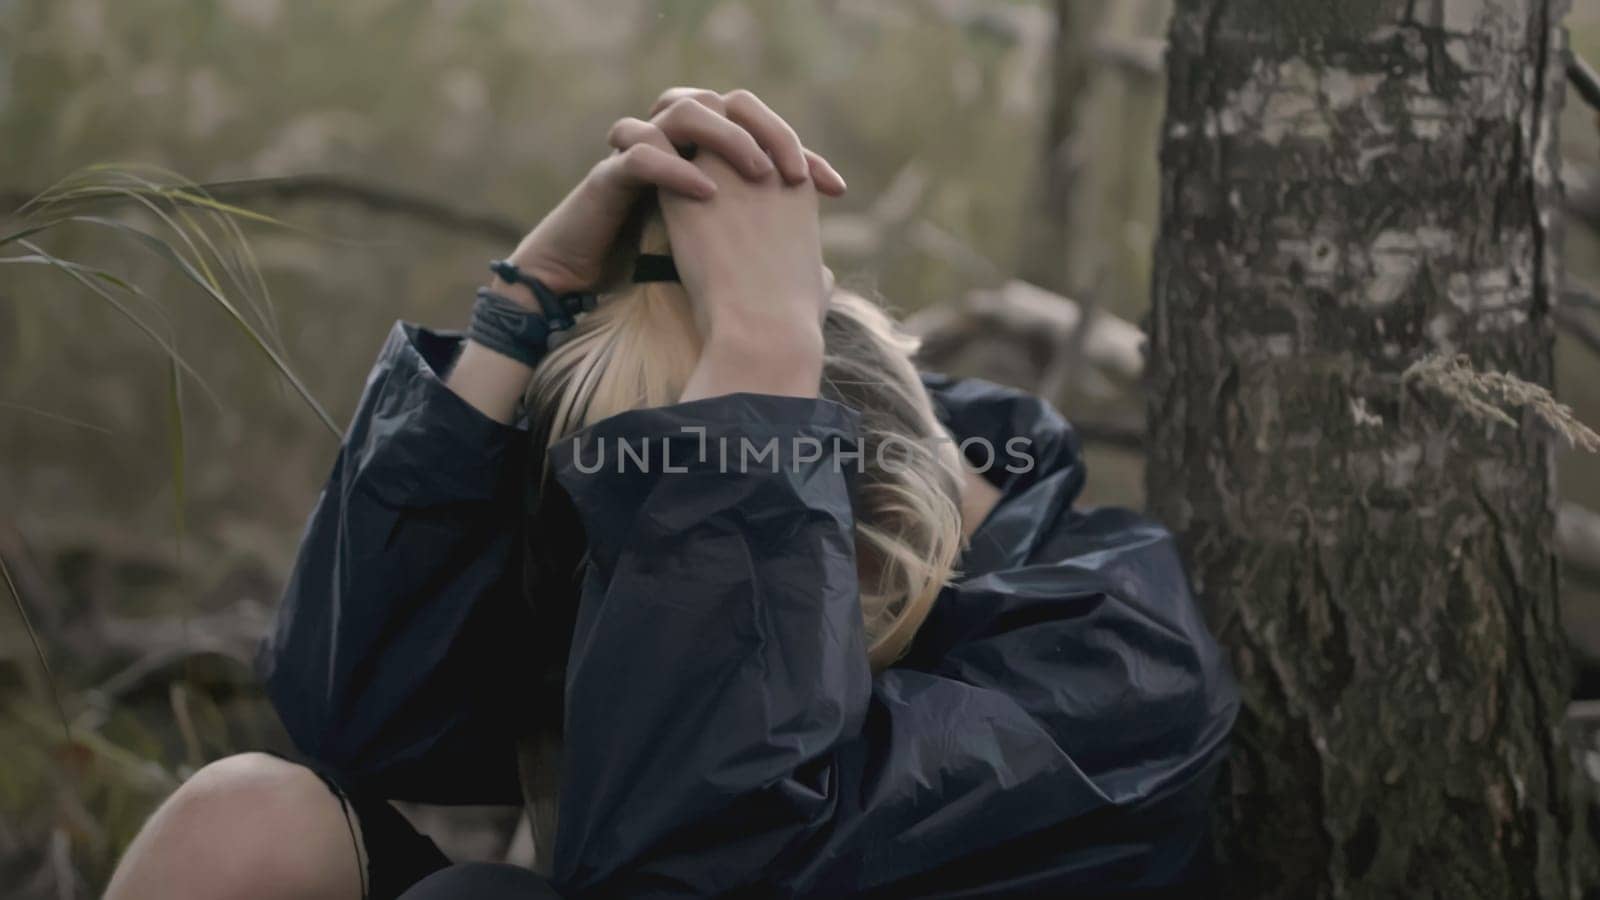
[506,247,587,296]
[485,276,541,311]
[683,317,824,402]
[708,308,823,361]
[485,251,587,312]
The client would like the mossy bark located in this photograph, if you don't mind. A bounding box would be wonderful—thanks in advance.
[1148,0,1592,896]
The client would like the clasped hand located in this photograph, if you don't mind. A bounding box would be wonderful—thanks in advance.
[510,88,838,398]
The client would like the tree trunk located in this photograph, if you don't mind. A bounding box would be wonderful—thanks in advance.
[1147,1,1591,896]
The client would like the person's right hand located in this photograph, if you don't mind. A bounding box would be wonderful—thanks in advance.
[496,88,847,303]
[665,151,829,402]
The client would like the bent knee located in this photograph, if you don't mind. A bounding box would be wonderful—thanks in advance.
[130,753,363,900]
[170,752,344,836]
[181,752,329,805]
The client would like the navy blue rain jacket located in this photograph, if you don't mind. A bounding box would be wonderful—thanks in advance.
[258,323,1239,898]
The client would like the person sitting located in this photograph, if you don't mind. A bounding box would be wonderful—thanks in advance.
[105,86,1237,900]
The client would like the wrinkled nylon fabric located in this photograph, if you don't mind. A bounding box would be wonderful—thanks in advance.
[258,322,1239,898]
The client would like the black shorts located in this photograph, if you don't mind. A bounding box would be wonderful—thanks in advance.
[298,761,561,899]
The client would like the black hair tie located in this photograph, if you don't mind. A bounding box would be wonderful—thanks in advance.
[632,254,680,283]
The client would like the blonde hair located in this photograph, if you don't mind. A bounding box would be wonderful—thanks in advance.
[525,215,965,669]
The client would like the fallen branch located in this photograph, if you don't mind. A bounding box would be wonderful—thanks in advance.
[908,279,1145,386]
[1567,163,1600,236]
[906,279,1148,451]
[1557,300,1600,361]
[1571,49,1600,114]
[1560,503,1600,587]
[1064,412,1145,451]
[1092,35,1165,78]
[91,599,270,664]
[3,174,526,245]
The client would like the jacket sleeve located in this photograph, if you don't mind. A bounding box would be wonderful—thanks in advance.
[257,323,533,804]
[547,395,1236,898]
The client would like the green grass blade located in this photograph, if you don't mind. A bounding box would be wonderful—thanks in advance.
[0,401,113,435]
[0,555,70,742]
[9,168,99,217]
[36,175,240,318]
[0,221,59,247]
[162,188,291,228]
[1,253,145,294]
[83,185,222,292]
[133,172,289,335]
[172,203,285,356]
[14,167,336,434]
[23,170,291,353]
[15,240,219,408]
[79,162,293,226]
[166,358,187,560]
[71,215,341,436]
[2,249,182,355]
[109,174,292,351]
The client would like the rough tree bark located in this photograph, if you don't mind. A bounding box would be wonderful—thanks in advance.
[1148,1,1591,897]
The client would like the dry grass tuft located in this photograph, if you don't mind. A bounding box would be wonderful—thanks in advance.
[1404,353,1600,452]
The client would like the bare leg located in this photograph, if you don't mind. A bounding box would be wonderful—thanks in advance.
[398,863,562,899]
[105,752,366,900]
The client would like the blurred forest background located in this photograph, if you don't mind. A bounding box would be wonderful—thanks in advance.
[3,0,1600,895]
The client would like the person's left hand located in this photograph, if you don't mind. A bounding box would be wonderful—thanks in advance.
[506,88,845,299]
